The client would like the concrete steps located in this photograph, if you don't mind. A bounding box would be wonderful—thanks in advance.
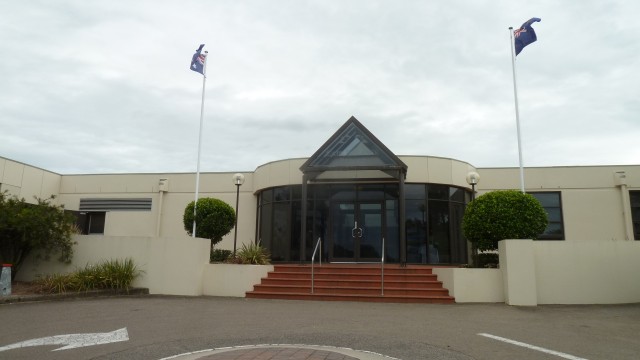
[246,264,455,304]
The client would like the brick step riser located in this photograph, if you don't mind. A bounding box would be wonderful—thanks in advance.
[252,285,450,297]
[246,292,455,304]
[273,266,433,275]
[260,279,444,289]
[267,273,438,281]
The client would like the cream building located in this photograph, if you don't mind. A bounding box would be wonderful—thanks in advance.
[1,117,639,261]
[1,117,639,304]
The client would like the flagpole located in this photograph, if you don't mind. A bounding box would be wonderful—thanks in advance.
[509,27,526,193]
[192,50,208,237]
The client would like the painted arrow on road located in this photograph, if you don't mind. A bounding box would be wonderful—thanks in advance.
[0,327,128,352]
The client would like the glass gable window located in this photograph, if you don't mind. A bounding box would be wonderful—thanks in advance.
[529,192,564,240]
[305,123,398,168]
[631,191,640,240]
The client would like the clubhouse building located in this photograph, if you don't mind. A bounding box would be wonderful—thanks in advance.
[2,116,639,266]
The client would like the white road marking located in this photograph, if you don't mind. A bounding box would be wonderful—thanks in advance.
[478,333,588,360]
[0,328,129,352]
[157,344,401,360]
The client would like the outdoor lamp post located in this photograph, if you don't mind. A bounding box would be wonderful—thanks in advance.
[232,173,245,256]
[466,171,480,201]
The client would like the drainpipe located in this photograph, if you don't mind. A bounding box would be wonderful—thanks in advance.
[156,178,169,237]
[614,172,634,241]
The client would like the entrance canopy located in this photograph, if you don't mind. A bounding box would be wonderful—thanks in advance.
[300,116,407,181]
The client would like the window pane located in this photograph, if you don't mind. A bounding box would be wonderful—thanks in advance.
[259,203,272,248]
[405,199,427,263]
[88,212,106,234]
[358,184,385,201]
[545,208,562,222]
[529,192,564,240]
[428,201,450,263]
[541,222,563,238]
[273,187,290,202]
[405,184,426,199]
[428,184,448,201]
[449,187,465,203]
[261,189,273,204]
[271,203,290,261]
[531,192,559,207]
[385,199,399,262]
[291,185,302,200]
[631,191,640,240]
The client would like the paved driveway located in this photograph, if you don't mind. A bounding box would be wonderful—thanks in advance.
[1,296,639,360]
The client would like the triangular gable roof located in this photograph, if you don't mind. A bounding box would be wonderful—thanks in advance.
[300,116,407,178]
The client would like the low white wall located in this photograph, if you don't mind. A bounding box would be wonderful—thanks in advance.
[534,241,640,304]
[433,268,504,303]
[499,240,537,306]
[16,235,210,296]
[15,236,640,304]
[202,264,273,297]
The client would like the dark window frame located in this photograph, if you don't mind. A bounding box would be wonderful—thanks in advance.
[70,210,106,234]
[630,190,640,240]
[528,191,565,240]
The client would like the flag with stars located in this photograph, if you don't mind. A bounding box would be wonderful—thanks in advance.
[514,18,541,56]
[190,44,206,75]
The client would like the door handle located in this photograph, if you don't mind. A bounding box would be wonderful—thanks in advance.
[352,221,363,238]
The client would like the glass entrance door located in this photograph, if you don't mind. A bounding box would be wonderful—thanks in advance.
[330,201,383,262]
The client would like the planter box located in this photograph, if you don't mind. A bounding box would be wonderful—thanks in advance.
[203,263,274,297]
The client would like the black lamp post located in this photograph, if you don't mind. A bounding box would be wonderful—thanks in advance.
[232,173,245,256]
[466,171,481,266]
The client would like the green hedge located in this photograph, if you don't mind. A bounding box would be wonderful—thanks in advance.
[462,190,547,252]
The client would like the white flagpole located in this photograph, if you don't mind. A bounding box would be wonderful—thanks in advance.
[192,50,208,238]
[509,27,526,193]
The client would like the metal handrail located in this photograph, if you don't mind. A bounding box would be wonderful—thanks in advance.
[311,237,321,294]
[381,237,385,296]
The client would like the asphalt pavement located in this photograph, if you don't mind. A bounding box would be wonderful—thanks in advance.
[1,295,639,360]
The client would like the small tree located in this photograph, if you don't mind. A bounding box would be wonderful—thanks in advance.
[462,190,547,263]
[0,192,76,280]
[183,198,235,251]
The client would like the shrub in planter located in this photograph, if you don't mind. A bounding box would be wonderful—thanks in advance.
[230,241,271,265]
[478,253,499,268]
[463,190,547,255]
[183,198,235,251]
[211,249,232,263]
[36,258,143,293]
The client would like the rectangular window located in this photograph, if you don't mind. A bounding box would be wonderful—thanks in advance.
[71,211,106,234]
[528,192,564,240]
[631,191,640,240]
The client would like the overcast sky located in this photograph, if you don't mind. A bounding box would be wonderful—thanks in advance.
[1,1,638,175]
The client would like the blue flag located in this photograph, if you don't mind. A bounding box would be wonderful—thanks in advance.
[190,44,206,75]
[514,18,541,56]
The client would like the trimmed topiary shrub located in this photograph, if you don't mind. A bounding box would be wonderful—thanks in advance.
[183,198,236,251]
[462,190,547,253]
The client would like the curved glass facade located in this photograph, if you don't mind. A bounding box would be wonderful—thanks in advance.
[257,183,470,264]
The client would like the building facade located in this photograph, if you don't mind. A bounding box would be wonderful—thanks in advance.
[1,117,639,266]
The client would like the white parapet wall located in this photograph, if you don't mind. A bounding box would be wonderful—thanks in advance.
[16,235,210,296]
[534,240,640,304]
[202,264,273,297]
[499,240,538,306]
[432,267,504,303]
